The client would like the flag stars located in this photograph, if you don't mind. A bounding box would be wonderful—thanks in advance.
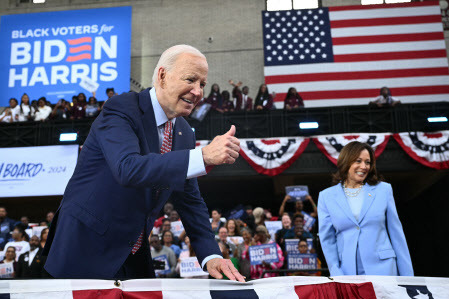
[304,27,309,31]
[287,33,292,38]
[320,31,325,36]
[287,22,292,27]
[310,43,315,48]
[321,42,326,47]
[286,11,291,16]
[282,28,287,32]
[299,32,303,37]
[311,54,316,59]
[308,10,312,14]
[277,45,282,49]
[308,21,313,26]
[309,32,314,36]
[294,49,299,54]
[305,49,310,53]
[316,48,321,53]
[267,56,272,61]
[303,16,308,20]
[265,12,269,17]
[265,23,270,28]
[289,55,293,60]
[313,15,318,20]
[292,16,297,21]
[319,20,324,25]
[266,45,272,50]
[292,28,297,32]
[272,40,277,44]
[266,34,271,39]
[314,26,319,31]
[278,56,283,60]
[271,28,276,33]
[322,53,327,58]
[315,37,320,42]
[300,54,305,59]
[281,17,286,21]
[299,43,304,48]
[276,23,281,27]
[304,37,309,42]
[275,12,280,16]
[297,11,302,15]
[277,34,281,38]
[283,50,288,55]
[288,44,293,49]
[293,38,298,43]
[282,39,287,43]
[319,9,323,14]
[272,50,277,55]
[270,18,275,22]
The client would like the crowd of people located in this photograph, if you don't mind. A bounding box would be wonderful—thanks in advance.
[0,192,320,280]
[0,85,402,124]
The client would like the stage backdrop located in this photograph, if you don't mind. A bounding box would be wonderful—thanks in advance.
[0,145,78,197]
[0,6,132,106]
[262,1,449,108]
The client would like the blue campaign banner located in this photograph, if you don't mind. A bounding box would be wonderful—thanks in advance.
[287,253,317,270]
[303,211,316,232]
[154,255,171,276]
[0,7,132,106]
[285,238,314,255]
[248,243,279,266]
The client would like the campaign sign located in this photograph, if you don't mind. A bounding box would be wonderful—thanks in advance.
[227,236,244,245]
[287,253,317,270]
[285,238,314,255]
[0,145,78,197]
[180,257,209,277]
[265,221,282,241]
[249,243,279,266]
[153,254,170,277]
[303,212,316,232]
[170,220,184,238]
[32,226,47,238]
[0,263,14,278]
[285,185,309,202]
[0,7,132,106]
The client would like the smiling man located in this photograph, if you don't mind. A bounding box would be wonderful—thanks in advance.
[43,45,243,281]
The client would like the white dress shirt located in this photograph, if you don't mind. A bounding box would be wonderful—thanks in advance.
[150,88,222,268]
[28,247,39,266]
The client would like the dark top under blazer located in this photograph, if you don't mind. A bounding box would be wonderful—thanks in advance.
[43,88,221,279]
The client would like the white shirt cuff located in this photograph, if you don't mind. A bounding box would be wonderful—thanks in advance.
[201,254,223,270]
[187,148,207,179]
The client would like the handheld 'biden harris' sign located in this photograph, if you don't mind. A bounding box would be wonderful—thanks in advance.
[0,145,78,197]
[0,7,131,106]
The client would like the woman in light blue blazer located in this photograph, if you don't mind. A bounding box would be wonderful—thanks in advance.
[318,142,413,276]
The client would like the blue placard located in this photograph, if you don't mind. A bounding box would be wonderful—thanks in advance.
[153,254,170,276]
[285,238,314,255]
[0,7,132,106]
[287,253,317,270]
[303,212,316,232]
[248,243,279,266]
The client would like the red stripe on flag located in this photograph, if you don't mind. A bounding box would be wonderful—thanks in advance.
[331,14,441,28]
[67,37,92,45]
[73,289,163,299]
[265,67,449,84]
[69,45,92,53]
[333,32,444,45]
[328,1,438,11]
[298,86,449,100]
[295,282,377,299]
[333,49,447,62]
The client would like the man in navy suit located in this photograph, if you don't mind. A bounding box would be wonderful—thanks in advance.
[43,45,244,282]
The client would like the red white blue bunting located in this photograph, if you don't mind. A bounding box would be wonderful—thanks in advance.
[239,137,310,176]
[393,131,449,170]
[312,133,390,165]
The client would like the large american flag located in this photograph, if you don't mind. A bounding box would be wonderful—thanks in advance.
[262,1,449,108]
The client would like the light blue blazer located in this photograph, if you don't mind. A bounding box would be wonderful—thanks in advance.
[318,182,414,276]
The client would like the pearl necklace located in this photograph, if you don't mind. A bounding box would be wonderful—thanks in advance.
[343,182,364,197]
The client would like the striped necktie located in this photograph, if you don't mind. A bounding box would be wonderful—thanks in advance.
[131,120,173,254]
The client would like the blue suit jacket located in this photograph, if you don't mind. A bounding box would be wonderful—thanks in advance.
[43,88,221,278]
[318,182,413,276]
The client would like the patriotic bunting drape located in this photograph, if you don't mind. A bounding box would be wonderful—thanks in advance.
[239,137,310,176]
[393,131,449,169]
[1,276,448,298]
[196,131,449,175]
[313,133,390,165]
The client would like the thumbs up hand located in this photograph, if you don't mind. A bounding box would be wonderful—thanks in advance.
[202,125,240,166]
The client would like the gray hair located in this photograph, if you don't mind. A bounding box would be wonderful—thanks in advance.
[152,44,206,87]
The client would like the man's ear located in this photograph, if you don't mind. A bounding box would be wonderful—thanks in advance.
[157,67,166,88]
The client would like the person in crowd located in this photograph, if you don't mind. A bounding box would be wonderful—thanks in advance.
[0,98,20,123]
[154,203,174,228]
[279,194,317,219]
[106,88,116,101]
[70,94,86,120]
[176,236,208,279]
[225,219,241,237]
[284,87,304,110]
[20,217,30,229]
[218,242,240,280]
[204,83,223,111]
[242,205,256,231]
[46,212,54,226]
[85,96,101,118]
[242,86,253,111]
[221,90,234,112]
[292,214,304,229]
[3,226,30,260]
[228,80,246,112]
[149,235,177,278]
[0,207,17,250]
[16,235,49,278]
[211,209,225,234]
[169,210,180,222]
[252,207,265,227]
[275,213,295,251]
[34,97,52,122]
[160,218,172,234]
[294,222,313,240]
[254,84,274,110]
[243,225,284,279]
[39,221,47,227]
[40,228,49,249]
[17,93,34,122]
[162,230,182,259]
[369,87,401,107]
[0,246,18,276]
[51,99,70,120]
[236,228,254,279]
[217,227,237,257]
[318,141,413,276]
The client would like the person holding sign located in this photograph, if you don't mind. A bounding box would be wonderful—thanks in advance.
[318,142,413,276]
[0,247,17,277]
[243,226,284,279]
[44,45,244,282]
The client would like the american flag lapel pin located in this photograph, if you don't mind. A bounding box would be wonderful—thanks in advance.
[178,132,182,135]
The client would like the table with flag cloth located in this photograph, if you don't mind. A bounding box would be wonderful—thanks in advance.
[0,276,447,298]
